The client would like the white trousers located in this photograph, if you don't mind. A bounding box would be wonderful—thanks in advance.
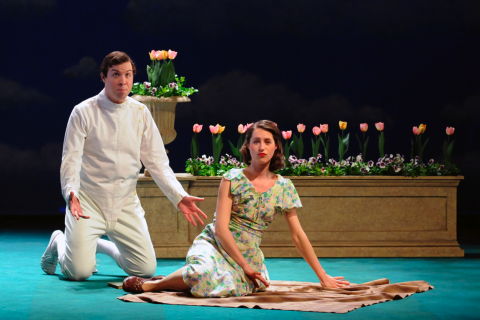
[59,190,157,280]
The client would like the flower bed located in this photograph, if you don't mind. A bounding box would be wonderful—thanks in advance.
[185,121,460,177]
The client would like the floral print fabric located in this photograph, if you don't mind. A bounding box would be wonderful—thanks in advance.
[182,168,302,297]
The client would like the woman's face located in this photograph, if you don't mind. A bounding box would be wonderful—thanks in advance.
[248,128,277,166]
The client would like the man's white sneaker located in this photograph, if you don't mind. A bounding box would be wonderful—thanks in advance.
[40,230,64,274]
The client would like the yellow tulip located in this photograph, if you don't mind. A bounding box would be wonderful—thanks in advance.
[419,123,427,134]
[148,50,156,61]
[218,125,226,134]
[338,121,347,130]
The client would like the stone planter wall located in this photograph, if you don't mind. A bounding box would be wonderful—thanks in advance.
[137,174,464,257]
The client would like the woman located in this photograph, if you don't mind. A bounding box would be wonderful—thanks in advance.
[123,120,349,296]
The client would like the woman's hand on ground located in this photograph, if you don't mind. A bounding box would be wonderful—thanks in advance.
[320,275,350,288]
[243,265,269,288]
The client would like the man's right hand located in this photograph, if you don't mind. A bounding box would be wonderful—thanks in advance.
[69,191,90,220]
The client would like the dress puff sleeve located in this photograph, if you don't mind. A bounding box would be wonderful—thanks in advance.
[222,168,246,196]
[280,178,302,213]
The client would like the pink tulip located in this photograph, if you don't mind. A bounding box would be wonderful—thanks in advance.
[320,124,329,133]
[192,123,203,133]
[375,122,384,132]
[412,126,421,135]
[210,124,219,134]
[282,130,292,140]
[245,122,254,130]
[359,123,368,132]
[168,49,177,60]
[445,126,455,136]
[238,124,247,134]
[312,126,321,136]
[297,123,306,133]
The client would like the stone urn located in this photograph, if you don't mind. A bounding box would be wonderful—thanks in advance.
[132,95,190,145]
[132,95,190,176]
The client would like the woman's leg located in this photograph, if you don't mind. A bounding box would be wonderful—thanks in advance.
[142,267,190,292]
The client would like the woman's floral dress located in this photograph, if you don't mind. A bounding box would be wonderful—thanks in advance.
[182,168,302,297]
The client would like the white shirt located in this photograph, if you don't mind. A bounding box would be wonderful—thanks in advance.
[60,89,187,219]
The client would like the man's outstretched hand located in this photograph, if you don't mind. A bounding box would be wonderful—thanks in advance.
[178,196,207,226]
[69,191,90,220]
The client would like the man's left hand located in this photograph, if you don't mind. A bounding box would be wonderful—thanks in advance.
[178,196,207,226]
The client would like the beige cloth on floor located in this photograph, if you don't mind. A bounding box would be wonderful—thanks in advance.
[118,278,433,313]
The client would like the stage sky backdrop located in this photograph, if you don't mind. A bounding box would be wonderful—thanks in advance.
[0,0,479,220]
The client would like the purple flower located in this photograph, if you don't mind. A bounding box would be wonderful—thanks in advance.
[144,81,151,89]
[168,82,178,90]
[368,160,374,167]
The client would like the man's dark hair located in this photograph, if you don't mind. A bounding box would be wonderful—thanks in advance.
[100,51,136,77]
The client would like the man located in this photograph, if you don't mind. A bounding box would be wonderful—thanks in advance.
[41,51,206,280]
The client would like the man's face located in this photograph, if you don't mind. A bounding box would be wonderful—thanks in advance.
[101,61,134,104]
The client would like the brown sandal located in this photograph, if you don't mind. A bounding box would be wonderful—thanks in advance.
[122,275,165,293]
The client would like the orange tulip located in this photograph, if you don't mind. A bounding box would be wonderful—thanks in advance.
[320,124,329,133]
[159,50,168,60]
[359,123,368,132]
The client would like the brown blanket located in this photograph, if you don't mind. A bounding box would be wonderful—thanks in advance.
[118,278,433,313]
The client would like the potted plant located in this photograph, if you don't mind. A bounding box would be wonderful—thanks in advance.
[131,49,198,146]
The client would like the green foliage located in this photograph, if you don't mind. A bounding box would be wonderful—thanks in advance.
[411,135,429,162]
[311,136,321,158]
[291,133,304,159]
[211,134,224,164]
[186,155,245,176]
[190,134,199,159]
[131,75,198,98]
[319,134,329,163]
[356,132,369,159]
[186,153,460,177]
[338,132,350,161]
[378,131,385,158]
[228,135,244,161]
[443,137,455,164]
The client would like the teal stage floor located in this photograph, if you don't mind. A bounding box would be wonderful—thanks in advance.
[1,231,480,320]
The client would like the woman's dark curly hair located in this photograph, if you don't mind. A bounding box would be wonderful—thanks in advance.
[240,120,285,171]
